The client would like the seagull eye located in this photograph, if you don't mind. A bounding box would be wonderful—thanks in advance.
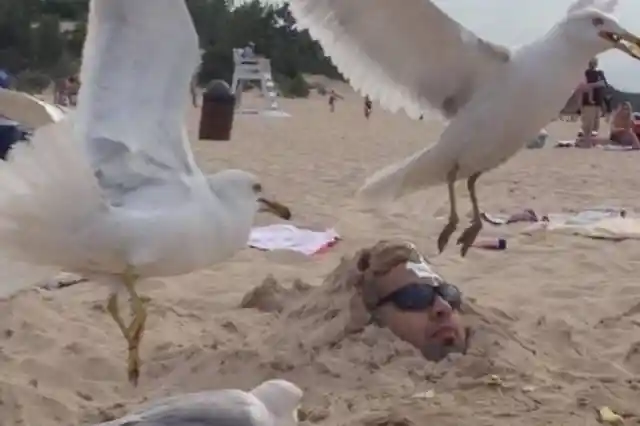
[592,17,604,27]
[252,183,262,193]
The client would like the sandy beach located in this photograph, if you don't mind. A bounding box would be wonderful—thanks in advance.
[1,88,639,425]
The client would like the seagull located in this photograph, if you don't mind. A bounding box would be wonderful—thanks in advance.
[288,0,640,256]
[0,87,66,129]
[0,0,291,385]
[96,379,303,426]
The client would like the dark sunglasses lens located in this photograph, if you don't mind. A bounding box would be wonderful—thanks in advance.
[388,283,462,311]
[390,283,436,311]
[439,283,462,309]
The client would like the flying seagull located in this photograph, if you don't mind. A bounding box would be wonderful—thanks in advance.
[96,379,303,426]
[288,0,640,256]
[0,0,291,385]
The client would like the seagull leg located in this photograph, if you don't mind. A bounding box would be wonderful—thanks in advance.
[437,165,460,253]
[122,266,147,386]
[456,172,483,257]
[106,293,128,338]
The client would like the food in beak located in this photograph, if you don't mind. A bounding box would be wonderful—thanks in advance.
[600,31,640,60]
[258,197,292,220]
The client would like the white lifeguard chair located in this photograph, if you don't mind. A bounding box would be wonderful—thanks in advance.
[230,48,290,117]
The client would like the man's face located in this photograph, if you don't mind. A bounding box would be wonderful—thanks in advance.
[589,58,598,69]
[371,262,466,361]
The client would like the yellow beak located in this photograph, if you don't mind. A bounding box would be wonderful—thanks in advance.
[600,30,640,60]
[258,197,292,220]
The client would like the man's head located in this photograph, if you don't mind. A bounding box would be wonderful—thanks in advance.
[354,241,467,361]
[588,57,598,69]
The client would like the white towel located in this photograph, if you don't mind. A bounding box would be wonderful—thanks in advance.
[248,224,340,255]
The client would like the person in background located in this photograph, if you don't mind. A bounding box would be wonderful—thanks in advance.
[66,76,80,106]
[241,41,256,60]
[602,93,613,120]
[53,77,69,105]
[0,69,10,89]
[609,101,640,149]
[580,57,608,138]
[328,89,343,113]
[364,95,372,119]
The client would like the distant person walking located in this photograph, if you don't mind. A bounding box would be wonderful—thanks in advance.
[580,57,608,138]
[364,95,372,119]
[328,89,343,113]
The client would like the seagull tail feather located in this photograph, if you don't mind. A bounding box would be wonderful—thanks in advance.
[356,144,444,205]
[0,118,105,272]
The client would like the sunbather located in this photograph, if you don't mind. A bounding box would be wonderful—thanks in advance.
[609,101,640,149]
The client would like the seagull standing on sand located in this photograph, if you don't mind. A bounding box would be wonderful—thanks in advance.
[0,0,290,385]
[96,379,303,426]
[288,0,640,256]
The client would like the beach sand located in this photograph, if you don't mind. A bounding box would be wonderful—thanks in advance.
[1,90,639,425]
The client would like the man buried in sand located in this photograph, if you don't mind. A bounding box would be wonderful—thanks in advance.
[352,241,468,361]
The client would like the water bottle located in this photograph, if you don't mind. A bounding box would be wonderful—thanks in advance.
[473,238,507,250]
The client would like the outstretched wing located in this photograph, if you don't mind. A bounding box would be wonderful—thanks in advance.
[75,0,201,204]
[288,0,511,119]
[0,88,65,129]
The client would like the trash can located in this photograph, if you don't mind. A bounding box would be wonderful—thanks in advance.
[198,80,236,141]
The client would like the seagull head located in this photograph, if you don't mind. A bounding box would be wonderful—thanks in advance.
[562,8,640,60]
[206,169,291,220]
[250,379,303,426]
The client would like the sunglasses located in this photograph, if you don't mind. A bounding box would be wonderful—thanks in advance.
[375,282,462,311]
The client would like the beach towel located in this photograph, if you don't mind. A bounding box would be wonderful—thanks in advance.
[602,144,636,151]
[522,207,638,240]
[248,224,340,255]
[528,216,640,240]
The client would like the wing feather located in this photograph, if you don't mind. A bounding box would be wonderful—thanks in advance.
[98,391,272,426]
[76,0,201,186]
[0,88,65,128]
[289,0,511,119]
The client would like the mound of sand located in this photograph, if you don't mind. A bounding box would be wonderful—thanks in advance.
[68,248,639,426]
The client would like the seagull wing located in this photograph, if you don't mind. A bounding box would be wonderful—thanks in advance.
[75,0,201,203]
[0,88,65,129]
[288,0,511,119]
[98,390,274,426]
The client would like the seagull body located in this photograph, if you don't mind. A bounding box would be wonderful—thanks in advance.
[289,0,640,255]
[97,379,303,426]
[0,0,289,384]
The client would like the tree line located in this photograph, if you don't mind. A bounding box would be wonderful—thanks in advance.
[0,0,342,96]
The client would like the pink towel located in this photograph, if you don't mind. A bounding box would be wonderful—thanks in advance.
[248,224,340,255]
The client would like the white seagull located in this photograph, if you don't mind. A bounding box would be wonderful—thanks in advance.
[96,379,303,426]
[0,0,290,385]
[288,0,640,256]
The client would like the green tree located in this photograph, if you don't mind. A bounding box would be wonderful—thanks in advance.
[0,0,342,97]
[32,15,65,70]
